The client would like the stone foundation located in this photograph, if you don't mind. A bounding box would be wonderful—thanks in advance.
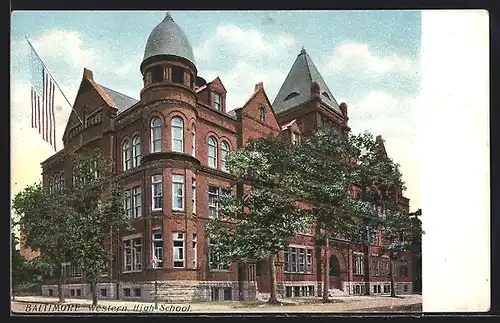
[42,281,257,302]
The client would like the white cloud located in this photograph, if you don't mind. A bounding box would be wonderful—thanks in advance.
[195,24,298,63]
[203,61,287,111]
[31,30,97,69]
[323,42,418,76]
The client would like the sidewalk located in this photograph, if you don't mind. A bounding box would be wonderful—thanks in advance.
[12,294,422,313]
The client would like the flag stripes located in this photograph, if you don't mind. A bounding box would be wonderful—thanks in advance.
[29,51,57,151]
[30,69,56,150]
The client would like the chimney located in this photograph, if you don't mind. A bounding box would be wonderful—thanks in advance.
[83,68,94,80]
[254,82,264,92]
[311,81,320,98]
[340,102,349,124]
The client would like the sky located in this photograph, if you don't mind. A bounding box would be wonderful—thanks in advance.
[10,10,422,211]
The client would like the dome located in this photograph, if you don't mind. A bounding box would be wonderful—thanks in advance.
[142,12,195,65]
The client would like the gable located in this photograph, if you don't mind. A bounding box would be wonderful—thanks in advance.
[240,84,281,133]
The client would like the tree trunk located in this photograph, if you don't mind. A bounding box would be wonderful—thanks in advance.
[322,236,330,303]
[267,255,279,304]
[90,279,98,306]
[57,275,65,303]
[390,258,396,297]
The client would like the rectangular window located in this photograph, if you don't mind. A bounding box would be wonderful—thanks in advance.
[306,249,313,272]
[284,246,313,273]
[124,190,132,217]
[152,232,163,268]
[123,288,131,297]
[173,232,185,268]
[294,286,301,297]
[381,259,390,276]
[372,260,381,276]
[292,132,299,145]
[214,92,221,110]
[171,66,185,84]
[134,288,141,297]
[209,239,229,271]
[298,249,305,272]
[223,287,232,301]
[123,237,142,272]
[211,287,219,301]
[208,186,219,218]
[192,178,196,214]
[100,289,107,297]
[192,234,197,268]
[133,187,142,218]
[152,175,163,210]
[172,174,184,211]
[354,253,364,275]
[70,263,82,277]
[399,261,408,277]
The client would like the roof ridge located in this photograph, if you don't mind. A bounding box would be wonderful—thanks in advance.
[100,84,139,101]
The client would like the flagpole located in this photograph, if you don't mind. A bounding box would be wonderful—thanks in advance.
[25,36,83,125]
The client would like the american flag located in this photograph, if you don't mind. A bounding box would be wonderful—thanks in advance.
[28,41,56,151]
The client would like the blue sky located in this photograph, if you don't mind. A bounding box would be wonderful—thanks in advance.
[10,10,422,210]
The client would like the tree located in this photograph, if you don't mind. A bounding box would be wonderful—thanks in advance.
[288,127,407,301]
[12,150,131,306]
[64,150,131,306]
[207,143,309,304]
[13,184,78,303]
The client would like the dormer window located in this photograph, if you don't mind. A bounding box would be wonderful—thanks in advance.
[171,66,185,84]
[259,106,266,122]
[284,92,299,101]
[214,92,221,110]
[150,65,163,83]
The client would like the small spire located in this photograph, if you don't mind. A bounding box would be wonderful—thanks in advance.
[300,46,306,55]
[164,11,173,21]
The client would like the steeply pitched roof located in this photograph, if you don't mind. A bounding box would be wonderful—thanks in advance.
[272,48,341,115]
[99,86,139,113]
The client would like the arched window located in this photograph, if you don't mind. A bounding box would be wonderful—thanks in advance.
[59,172,65,190]
[150,117,162,153]
[191,123,196,157]
[259,106,266,122]
[171,116,184,153]
[122,140,132,171]
[221,141,230,172]
[48,178,54,193]
[132,136,141,167]
[54,173,60,192]
[208,136,218,168]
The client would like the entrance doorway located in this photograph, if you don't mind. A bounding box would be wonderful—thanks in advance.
[329,255,341,289]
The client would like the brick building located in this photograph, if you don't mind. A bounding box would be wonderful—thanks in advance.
[37,13,413,301]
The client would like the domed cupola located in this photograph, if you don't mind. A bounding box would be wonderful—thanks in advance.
[142,12,196,67]
[139,12,198,102]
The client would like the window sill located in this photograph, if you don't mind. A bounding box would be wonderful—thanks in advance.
[210,269,230,272]
[283,272,314,275]
[122,270,143,274]
[152,208,163,212]
[172,208,184,212]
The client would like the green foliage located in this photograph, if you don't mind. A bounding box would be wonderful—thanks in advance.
[207,143,310,264]
[207,188,309,263]
[12,150,131,302]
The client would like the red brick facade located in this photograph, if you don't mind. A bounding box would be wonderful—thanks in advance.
[35,16,412,301]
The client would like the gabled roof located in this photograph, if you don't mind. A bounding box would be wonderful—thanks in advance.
[272,47,341,115]
[99,85,139,113]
